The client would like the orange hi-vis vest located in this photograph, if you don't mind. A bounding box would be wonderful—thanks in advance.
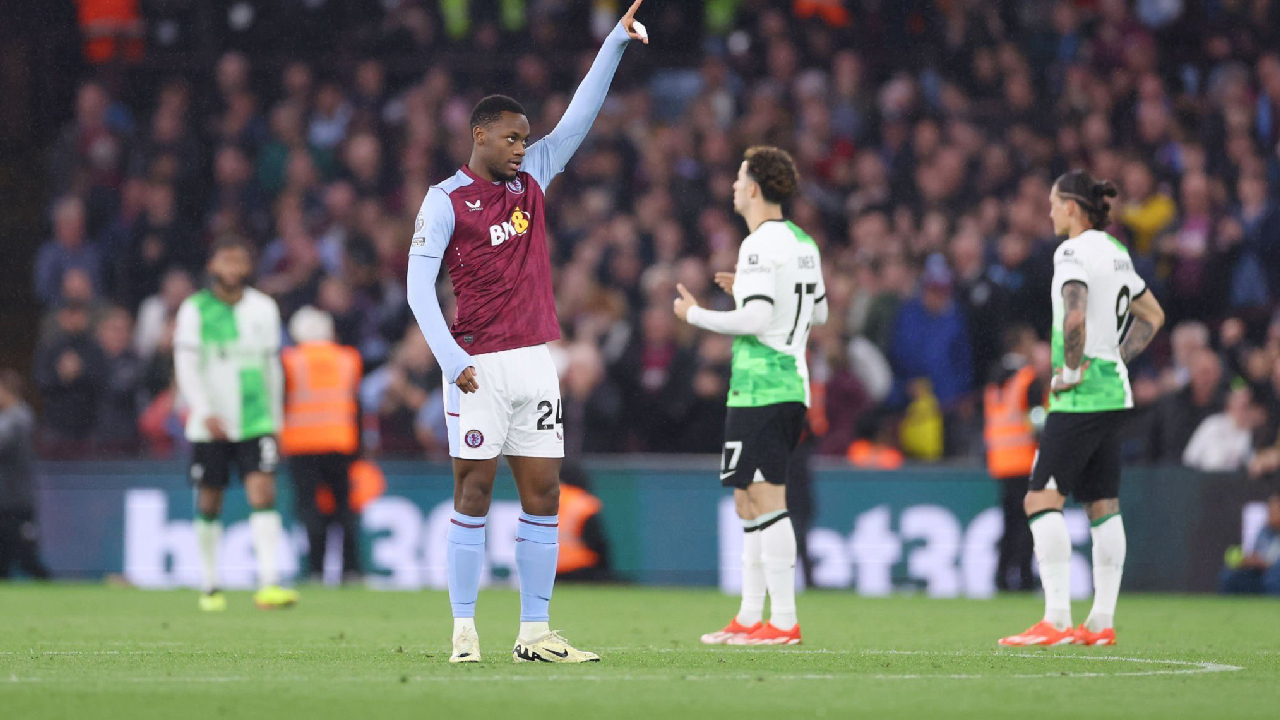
[557,484,602,574]
[281,342,362,456]
[983,365,1038,479]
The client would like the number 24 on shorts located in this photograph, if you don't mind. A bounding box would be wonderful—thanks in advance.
[536,400,563,430]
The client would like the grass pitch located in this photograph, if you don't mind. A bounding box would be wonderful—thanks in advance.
[1,584,1277,718]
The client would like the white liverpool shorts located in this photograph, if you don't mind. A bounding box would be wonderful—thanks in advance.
[444,343,564,460]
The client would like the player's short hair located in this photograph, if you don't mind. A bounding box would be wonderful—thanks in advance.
[743,146,800,204]
[470,95,527,129]
[210,234,255,259]
[1054,169,1119,230]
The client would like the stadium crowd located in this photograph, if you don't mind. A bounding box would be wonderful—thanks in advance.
[21,0,1280,474]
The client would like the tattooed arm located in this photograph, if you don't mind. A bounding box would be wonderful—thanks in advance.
[1050,280,1090,396]
[1061,281,1088,371]
[1120,290,1165,365]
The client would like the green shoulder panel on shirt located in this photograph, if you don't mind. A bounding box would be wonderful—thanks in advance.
[786,220,818,248]
[729,336,806,407]
[192,290,238,344]
[1104,232,1129,254]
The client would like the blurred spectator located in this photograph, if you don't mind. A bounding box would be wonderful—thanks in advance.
[37,268,107,350]
[117,181,199,309]
[138,377,185,458]
[93,307,143,453]
[888,254,973,409]
[208,144,271,242]
[617,306,696,451]
[309,82,353,150]
[811,333,871,456]
[1183,383,1265,473]
[1237,171,1280,302]
[951,227,1006,382]
[129,104,204,211]
[1146,347,1226,463]
[361,331,440,454]
[1118,159,1175,256]
[134,269,195,359]
[34,301,106,447]
[0,370,50,580]
[258,102,334,199]
[35,196,102,306]
[560,342,624,456]
[48,81,129,210]
[1163,321,1210,392]
[1220,493,1280,595]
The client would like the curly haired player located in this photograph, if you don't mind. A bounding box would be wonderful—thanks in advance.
[675,146,827,646]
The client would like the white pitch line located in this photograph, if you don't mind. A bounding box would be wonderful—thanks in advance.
[0,651,1244,684]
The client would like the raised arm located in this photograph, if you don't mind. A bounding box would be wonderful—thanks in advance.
[1120,289,1165,365]
[523,1,648,188]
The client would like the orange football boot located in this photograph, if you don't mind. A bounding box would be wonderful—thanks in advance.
[700,618,762,645]
[728,622,802,646]
[998,620,1075,646]
[1072,624,1117,646]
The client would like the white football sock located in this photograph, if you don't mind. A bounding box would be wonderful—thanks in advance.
[519,621,550,643]
[1030,510,1072,630]
[1086,514,1125,632]
[453,617,476,638]
[250,510,283,588]
[738,520,765,626]
[194,517,221,593]
[760,513,798,631]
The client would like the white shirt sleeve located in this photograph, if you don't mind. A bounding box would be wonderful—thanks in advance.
[686,301,772,336]
[812,269,829,326]
[173,301,212,421]
[1054,243,1090,288]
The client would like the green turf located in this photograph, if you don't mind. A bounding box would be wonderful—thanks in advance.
[1,585,1278,718]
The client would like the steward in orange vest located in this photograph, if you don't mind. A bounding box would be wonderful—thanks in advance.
[283,307,364,583]
[556,465,610,582]
[984,365,1039,479]
[984,326,1047,592]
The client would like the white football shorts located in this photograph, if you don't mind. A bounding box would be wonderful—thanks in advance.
[443,343,564,460]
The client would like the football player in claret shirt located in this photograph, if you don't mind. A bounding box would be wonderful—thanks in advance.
[406,1,649,664]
